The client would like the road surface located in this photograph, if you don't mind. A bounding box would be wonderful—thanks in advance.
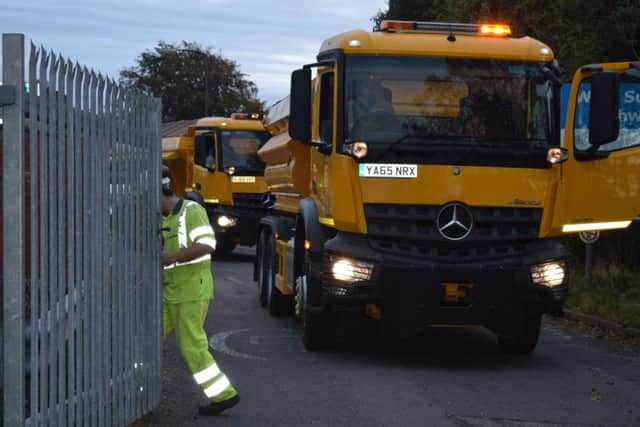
[141,247,640,427]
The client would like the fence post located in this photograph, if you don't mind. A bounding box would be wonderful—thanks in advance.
[2,33,26,427]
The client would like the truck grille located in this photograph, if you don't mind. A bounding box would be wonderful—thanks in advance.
[364,204,541,262]
[232,193,266,215]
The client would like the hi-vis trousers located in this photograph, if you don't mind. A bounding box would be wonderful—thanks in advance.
[163,300,238,402]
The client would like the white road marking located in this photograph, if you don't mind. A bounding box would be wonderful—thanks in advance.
[248,332,298,345]
[209,329,266,361]
[209,328,299,361]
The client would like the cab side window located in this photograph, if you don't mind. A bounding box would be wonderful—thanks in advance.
[194,133,216,171]
[574,80,640,152]
[319,72,334,144]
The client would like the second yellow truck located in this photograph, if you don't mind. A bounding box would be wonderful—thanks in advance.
[163,113,271,255]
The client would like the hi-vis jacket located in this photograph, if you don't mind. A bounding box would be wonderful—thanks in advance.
[162,199,216,304]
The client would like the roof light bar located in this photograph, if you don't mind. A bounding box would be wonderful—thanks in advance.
[230,112,262,120]
[380,20,511,37]
[380,20,416,31]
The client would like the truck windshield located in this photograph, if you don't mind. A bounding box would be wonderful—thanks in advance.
[219,130,269,175]
[345,56,557,165]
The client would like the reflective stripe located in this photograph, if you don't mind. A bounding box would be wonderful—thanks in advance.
[190,225,214,241]
[162,177,170,185]
[193,363,221,385]
[178,253,210,265]
[163,254,211,270]
[197,237,216,250]
[177,206,188,248]
[562,221,631,233]
[204,376,231,399]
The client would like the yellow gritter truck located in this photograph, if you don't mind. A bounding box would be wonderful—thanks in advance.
[162,113,271,255]
[254,20,640,351]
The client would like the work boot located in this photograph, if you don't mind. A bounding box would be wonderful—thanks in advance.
[198,394,240,416]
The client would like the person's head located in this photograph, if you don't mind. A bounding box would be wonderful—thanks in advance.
[161,165,177,215]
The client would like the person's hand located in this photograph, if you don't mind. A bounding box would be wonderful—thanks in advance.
[161,250,176,266]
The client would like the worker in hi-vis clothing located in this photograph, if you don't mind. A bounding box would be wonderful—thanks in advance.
[160,165,239,416]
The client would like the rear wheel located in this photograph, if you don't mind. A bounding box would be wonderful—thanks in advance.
[498,311,542,354]
[256,229,267,307]
[262,229,289,316]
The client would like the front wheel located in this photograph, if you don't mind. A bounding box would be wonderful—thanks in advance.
[294,273,335,351]
[497,312,542,354]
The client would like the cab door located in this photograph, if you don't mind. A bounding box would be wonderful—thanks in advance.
[309,68,335,218]
[553,62,640,235]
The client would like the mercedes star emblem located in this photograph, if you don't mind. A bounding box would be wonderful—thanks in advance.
[436,203,474,241]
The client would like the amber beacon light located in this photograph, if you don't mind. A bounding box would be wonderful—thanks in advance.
[479,24,512,36]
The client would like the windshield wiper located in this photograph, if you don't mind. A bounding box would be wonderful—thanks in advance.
[371,134,511,162]
[365,133,551,162]
[472,137,549,149]
[369,134,472,162]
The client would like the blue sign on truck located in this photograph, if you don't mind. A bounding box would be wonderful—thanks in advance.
[561,81,640,152]
[561,82,640,129]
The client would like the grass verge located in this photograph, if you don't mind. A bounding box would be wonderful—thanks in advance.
[567,266,640,330]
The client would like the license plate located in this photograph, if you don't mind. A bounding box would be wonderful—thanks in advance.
[358,163,418,178]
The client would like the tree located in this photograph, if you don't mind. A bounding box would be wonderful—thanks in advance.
[120,41,264,122]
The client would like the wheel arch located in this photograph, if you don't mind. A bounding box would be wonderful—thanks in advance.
[293,198,330,286]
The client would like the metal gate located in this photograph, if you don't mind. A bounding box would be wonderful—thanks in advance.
[1,34,163,426]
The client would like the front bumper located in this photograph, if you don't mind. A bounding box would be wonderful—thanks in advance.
[317,232,569,337]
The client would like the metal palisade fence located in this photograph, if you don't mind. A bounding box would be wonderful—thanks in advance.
[1,34,162,426]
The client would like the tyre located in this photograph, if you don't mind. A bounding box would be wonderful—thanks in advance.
[294,241,335,351]
[256,229,267,307]
[498,312,542,354]
[262,229,290,316]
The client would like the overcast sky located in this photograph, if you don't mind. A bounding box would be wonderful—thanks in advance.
[1,0,388,105]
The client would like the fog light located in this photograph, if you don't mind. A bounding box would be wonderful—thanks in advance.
[217,215,237,228]
[530,261,567,287]
[331,257,373,283]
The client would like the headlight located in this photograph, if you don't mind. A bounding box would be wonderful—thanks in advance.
[546,147,568,165]
[530,261,567,287]
[343,141,368,159]
[331,257,373,283]
[217,215,237,228]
